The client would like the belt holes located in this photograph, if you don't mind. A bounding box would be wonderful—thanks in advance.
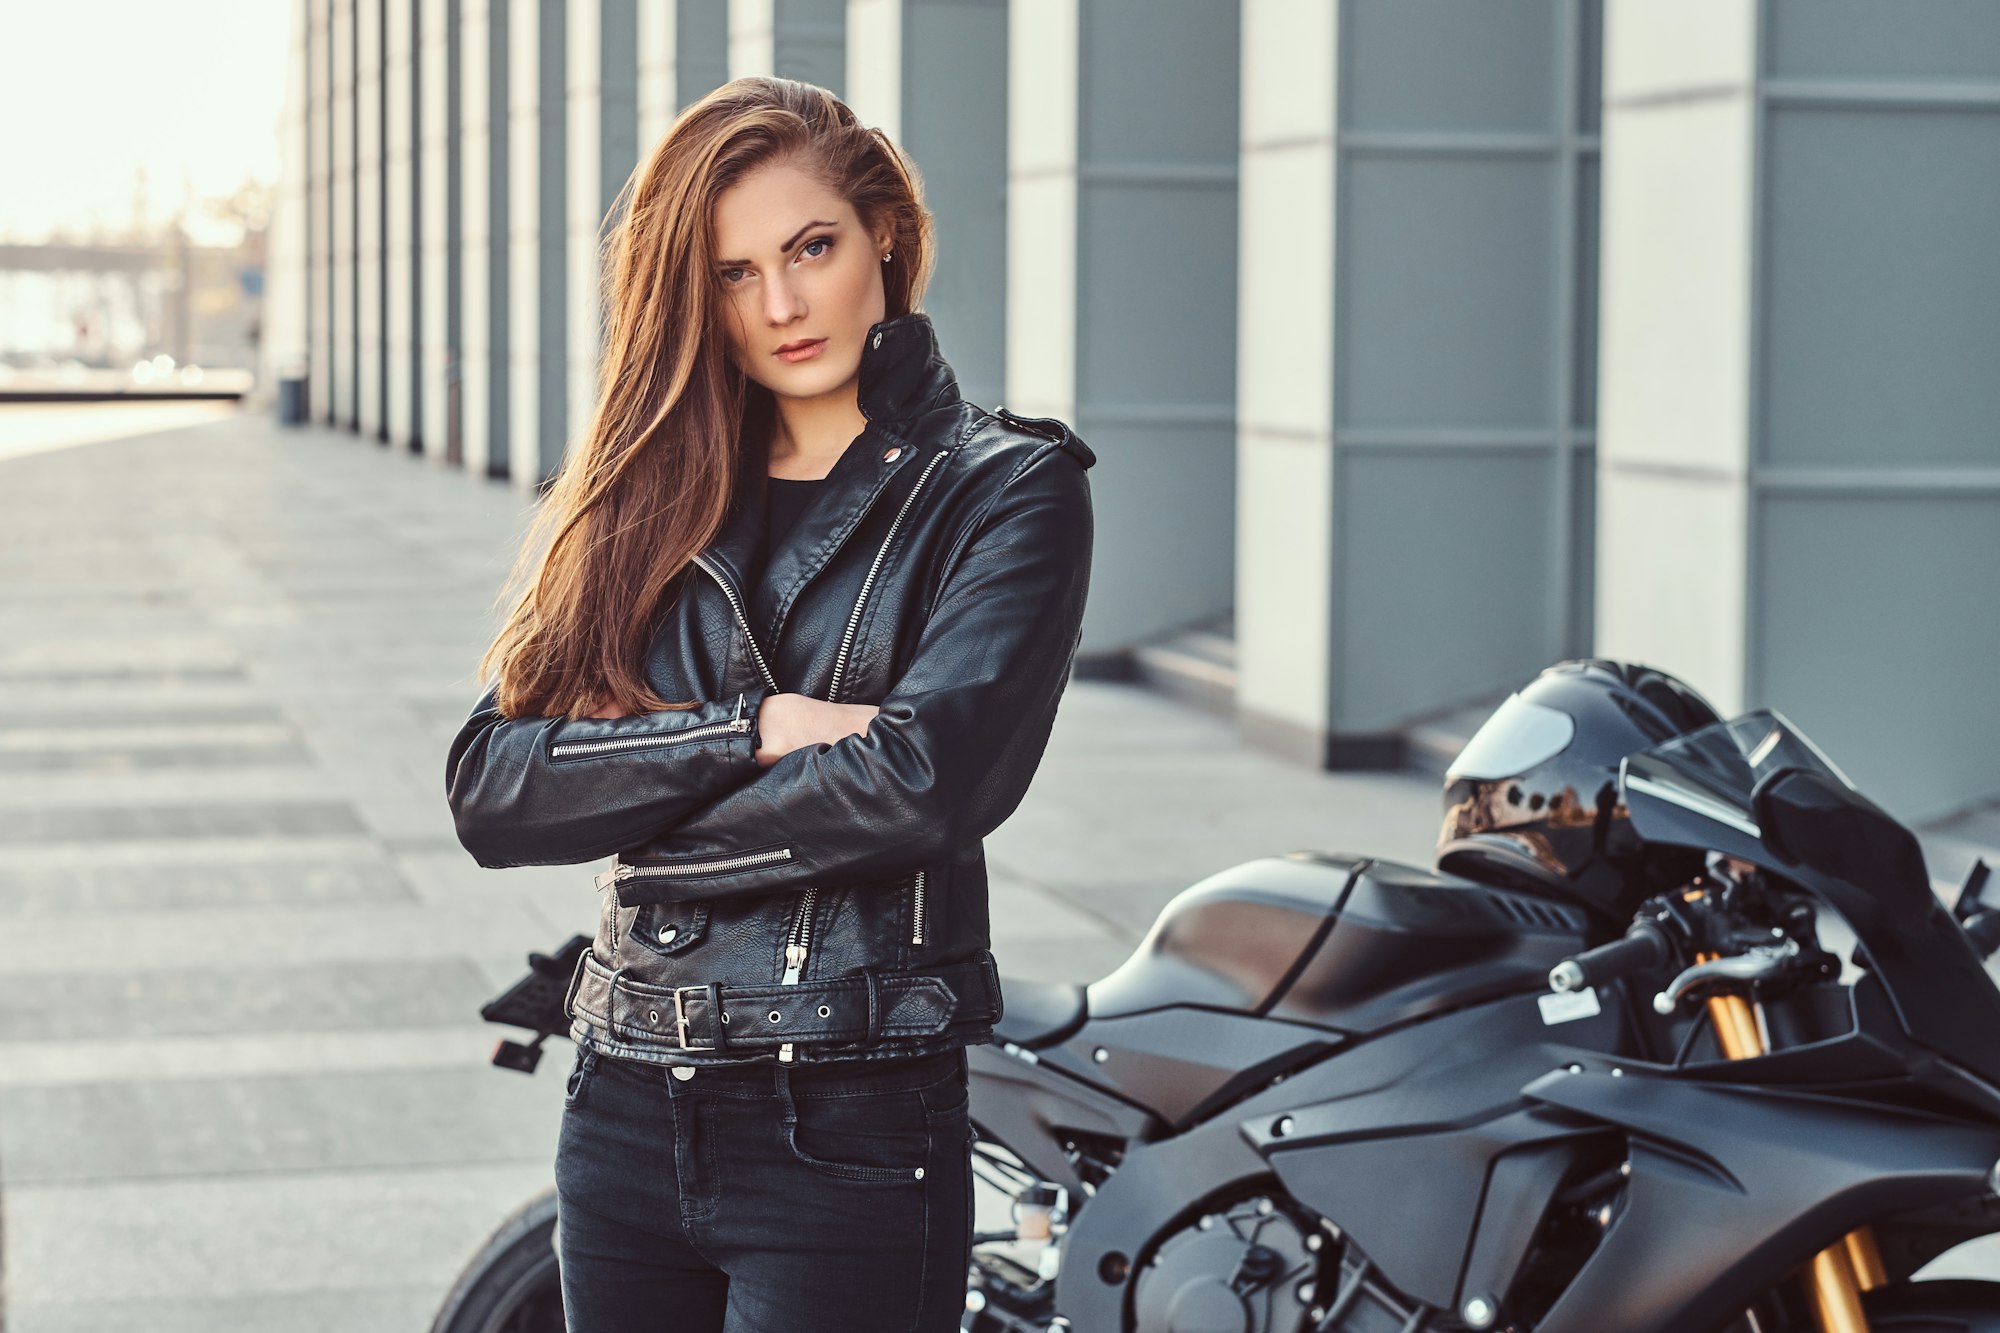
[817,1004,831,1017]
[720,1011,730,1023]
[647,1009,661,1024]
[767,1009,782,1023]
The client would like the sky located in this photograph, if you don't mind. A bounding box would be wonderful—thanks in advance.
[0,1,295,243]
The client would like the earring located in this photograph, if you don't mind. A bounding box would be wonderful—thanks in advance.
[882,252,892,263]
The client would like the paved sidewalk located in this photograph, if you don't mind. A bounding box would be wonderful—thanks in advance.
[2,405,1993,1328]
[0,405,1447,1330]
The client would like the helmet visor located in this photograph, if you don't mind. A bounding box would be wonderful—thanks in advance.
[1446,694,1577,781]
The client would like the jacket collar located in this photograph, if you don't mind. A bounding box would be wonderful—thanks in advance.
[699,311,963,666]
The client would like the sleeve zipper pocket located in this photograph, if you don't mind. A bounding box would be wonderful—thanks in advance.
[549,695,752,761]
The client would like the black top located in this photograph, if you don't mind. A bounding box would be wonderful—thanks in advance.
[764,475,822,563]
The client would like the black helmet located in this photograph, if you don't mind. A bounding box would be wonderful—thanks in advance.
[1436,659,1723,920]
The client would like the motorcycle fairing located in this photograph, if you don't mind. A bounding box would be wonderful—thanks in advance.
[1044,988,1630,1329]
[1523,1064,2000,1333]
[1024,1005,1343,1128]
[967,1042,1161,1197]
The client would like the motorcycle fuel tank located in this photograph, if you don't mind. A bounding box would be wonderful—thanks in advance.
[1087,853,1592,1037]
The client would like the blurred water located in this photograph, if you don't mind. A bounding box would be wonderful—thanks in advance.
[0,270,151,363]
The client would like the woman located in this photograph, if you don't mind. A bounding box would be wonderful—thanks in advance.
[442,76,1096,1332]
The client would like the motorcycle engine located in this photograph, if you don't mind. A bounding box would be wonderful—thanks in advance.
[1130,1195,1324,1333]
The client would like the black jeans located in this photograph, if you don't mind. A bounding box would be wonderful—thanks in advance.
[554,1042,974,1332]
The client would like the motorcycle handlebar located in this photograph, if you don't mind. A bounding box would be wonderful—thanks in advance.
[1549,920,1673,994]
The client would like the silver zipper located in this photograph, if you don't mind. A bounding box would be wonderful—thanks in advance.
[826,449,950,703]
[777,887,818,1062]
[690,552,780,693]
[551,695,751,758]
[611,846,794,881]
[910,870,927,946]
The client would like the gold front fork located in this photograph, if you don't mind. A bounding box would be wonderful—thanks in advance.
[1698,959,1882,1332]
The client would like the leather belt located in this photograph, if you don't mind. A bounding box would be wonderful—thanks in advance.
[565,949,1003,1053]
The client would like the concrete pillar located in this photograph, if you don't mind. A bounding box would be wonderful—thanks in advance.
[568,2,641,456]
[386,0,421,449]
[508,0,567,490]
[639,2,731,142]
[846,0,1008,408]
[263,0,312,405]
[1235,0,1600,769]
[331,0,357,425]
[1595,0,2000,819]
[307,0,335,422]
[419,0,461,465]
[459,0,507,477]
[730,0,846,90]
[357,0,386,438]
[1007,0,1239,660]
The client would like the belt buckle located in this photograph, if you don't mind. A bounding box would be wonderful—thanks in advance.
[671,984,717,1052]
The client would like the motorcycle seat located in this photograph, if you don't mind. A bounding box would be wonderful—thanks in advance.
[993,975,1088,1049]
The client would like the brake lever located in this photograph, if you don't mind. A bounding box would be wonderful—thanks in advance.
[1652,938,1800,1015]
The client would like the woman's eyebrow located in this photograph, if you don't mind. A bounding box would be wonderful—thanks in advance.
[716,218,840,267]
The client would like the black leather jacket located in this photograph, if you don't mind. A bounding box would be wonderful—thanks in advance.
[443,311,1096,1067]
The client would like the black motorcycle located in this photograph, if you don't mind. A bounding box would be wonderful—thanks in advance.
[433,706,2000,1333]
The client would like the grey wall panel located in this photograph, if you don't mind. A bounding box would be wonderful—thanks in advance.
[1337,156,1559,430]
[1342,0,1561,134]
[1568,444,1596,652]
[903,0,1007,410]
[1077,181,1237,412]
[1081,421,1236,648]
[600,0,640,215]
[1755,491,2000,821]
[1081,0,1238,159]
[1766,0,2000,81]
[1572,153,1599,429]
[1333,448,1560,729]
[1575,0,1602,135]
[536,0,567,478]
[774,0,846,95]
[676,1,731,108]
[1762,105,2000,469]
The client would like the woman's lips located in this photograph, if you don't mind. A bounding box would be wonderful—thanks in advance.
[775,338,827,363]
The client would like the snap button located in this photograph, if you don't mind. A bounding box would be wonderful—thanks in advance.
[881,446,901,463]
[658,925,677,944]
[671,1065,696,1081]
[871,331,883,349]
[913,1167,925,1180]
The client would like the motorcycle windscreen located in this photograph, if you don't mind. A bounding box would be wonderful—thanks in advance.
[1621,710,2000,1086]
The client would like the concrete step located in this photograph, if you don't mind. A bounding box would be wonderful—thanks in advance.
[1129,614,1237,721]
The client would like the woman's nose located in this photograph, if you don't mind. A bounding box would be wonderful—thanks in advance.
[763,275,806,325]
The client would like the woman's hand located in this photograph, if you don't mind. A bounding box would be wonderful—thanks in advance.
[752,692,880,768]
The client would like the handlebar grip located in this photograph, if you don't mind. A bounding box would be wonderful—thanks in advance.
[1549,921,1672,993]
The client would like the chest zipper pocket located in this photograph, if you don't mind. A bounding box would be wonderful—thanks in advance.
[909,870,928,946]
[777,888,818,1063]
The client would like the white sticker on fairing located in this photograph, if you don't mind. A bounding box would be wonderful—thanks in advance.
[1539,986,1603,1025]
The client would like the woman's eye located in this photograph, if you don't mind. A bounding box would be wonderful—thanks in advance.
[801,237,832,259]
[720,266,746,284]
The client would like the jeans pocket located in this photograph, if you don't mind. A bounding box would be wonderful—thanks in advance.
[562,1047,601,1111]
[781,1083,932,1184]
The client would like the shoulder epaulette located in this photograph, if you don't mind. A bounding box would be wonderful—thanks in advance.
[995,406,1096,470]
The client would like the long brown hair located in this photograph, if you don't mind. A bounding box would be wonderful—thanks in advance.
[475,76,937,720]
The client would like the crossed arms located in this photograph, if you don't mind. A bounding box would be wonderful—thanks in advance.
[444,444,1094,905]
